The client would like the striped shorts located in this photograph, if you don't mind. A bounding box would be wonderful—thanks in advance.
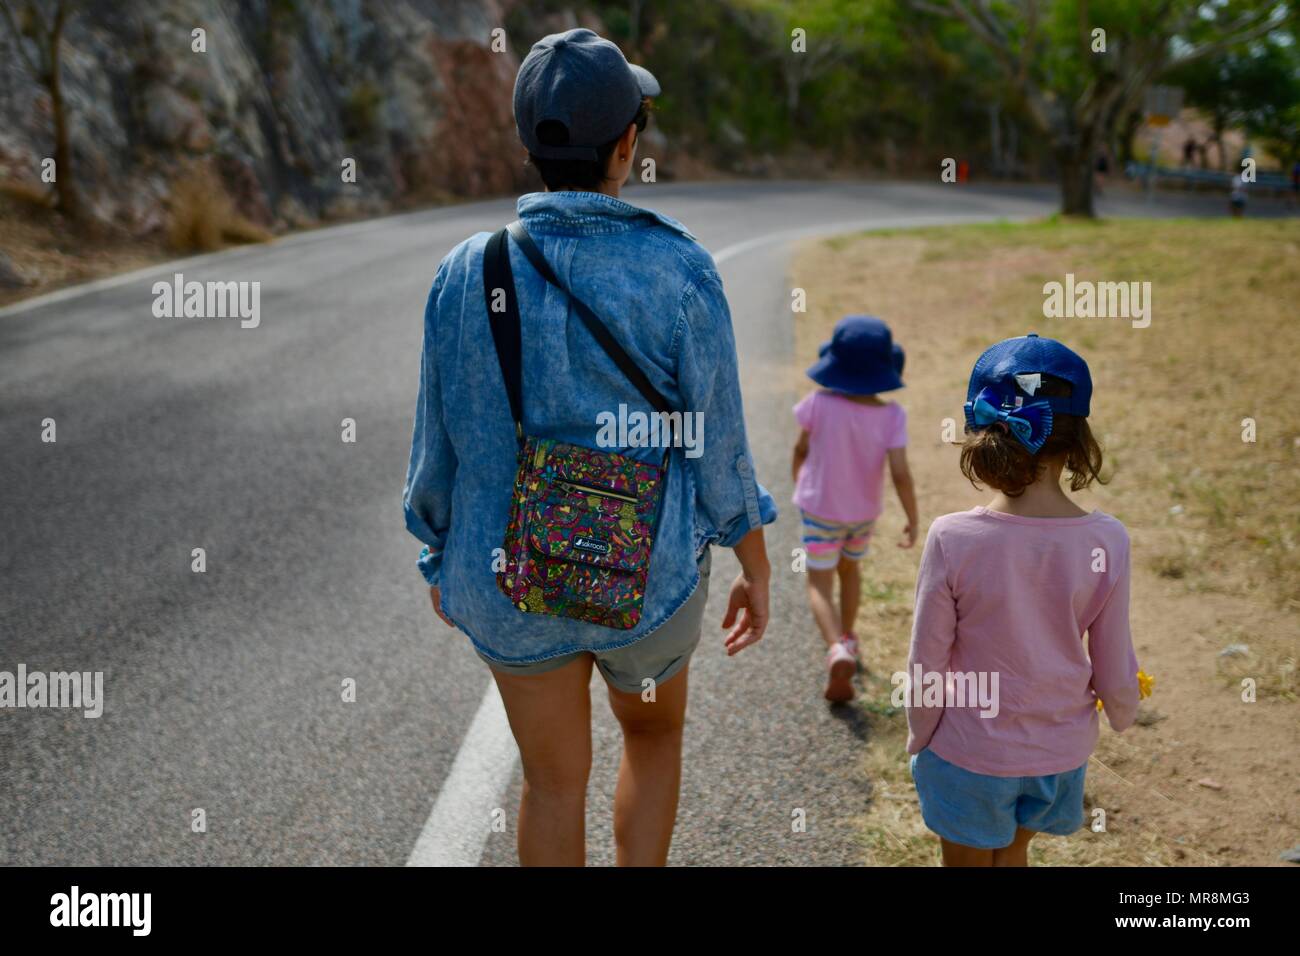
[800,509,876,571]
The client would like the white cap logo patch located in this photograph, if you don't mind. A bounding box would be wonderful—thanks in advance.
[1015,372,1042,396]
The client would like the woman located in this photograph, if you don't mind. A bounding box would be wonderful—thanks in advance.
[402,29,776,866]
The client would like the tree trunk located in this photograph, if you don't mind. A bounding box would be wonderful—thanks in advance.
[49,66,79,220]
[784,70,800,117]
[47,2,80,221]
[989,102,1002,176]
[1057,140,1095,217]
[1118,109,1141,165]
[627,0,643,49]
[1212,121,1227,173]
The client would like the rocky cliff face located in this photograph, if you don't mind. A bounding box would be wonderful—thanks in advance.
[0,0,548,235]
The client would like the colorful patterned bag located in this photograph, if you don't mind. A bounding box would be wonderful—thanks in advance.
[483,221,673,630]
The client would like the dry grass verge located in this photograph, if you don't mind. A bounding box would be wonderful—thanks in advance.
[792,216,1299,866]
[0,165,273,308]
[167,167,272,252]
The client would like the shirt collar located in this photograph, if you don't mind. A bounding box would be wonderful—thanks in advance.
[516,190,695,239]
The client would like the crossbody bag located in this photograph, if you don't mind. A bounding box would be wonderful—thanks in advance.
[482,220,673,630]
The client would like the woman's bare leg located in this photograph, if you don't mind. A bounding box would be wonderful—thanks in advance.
[604,662,691,866]
[490,654,594,866]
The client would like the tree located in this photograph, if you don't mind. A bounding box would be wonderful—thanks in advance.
[909,0,1295,217]
[1166,33,1300,170]
[736,0,881,118]
[0,0,80,219]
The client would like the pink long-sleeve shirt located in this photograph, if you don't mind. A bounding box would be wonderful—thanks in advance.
[905,507,1140,777]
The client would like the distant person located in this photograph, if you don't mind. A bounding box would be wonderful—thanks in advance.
[791,316,917,702]
[906,334,1140,867]
[1230,171,1248,217]
[1182,136,1196,169]
[1094,148,1110,196]
[403,28,776,866]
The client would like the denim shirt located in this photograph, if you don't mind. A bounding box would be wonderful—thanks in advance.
[403,191,777,663]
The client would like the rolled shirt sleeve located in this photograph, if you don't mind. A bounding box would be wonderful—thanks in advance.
[402,272,457,587]
[673,270,777,547]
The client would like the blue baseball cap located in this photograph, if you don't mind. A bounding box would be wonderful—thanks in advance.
[513,29,660,162]
[806,315,904,395]
[965,333,1092,416]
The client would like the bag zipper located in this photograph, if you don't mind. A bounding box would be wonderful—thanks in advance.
[555,478,638,504]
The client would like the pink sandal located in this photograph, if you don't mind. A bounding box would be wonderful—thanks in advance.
[824,642,856,702]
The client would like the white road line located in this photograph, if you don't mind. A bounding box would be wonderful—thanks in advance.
[403,206,1038,868]
[405,681,517,867]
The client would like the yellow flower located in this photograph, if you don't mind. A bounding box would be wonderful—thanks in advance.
[1098,669,1154,710]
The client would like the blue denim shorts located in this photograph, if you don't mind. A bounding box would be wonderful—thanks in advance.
[910,747,1086,850]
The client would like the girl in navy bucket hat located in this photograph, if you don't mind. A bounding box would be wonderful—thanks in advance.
[904,334,1145,866]
[792,315,919,702]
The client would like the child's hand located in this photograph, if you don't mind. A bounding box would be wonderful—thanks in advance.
[1097,670,1153,710]
[898,522,918,549]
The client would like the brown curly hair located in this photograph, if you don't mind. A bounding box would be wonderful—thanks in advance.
[959,375,1105,497]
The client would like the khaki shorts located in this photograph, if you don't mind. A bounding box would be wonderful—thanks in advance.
[477,551,711,694]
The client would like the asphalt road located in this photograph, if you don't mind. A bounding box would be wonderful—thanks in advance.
[0,180,1259,866]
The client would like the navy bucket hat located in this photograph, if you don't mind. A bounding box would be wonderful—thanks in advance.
[513,28,661,161]
[806,315,904,395]
[963,333,1092,452]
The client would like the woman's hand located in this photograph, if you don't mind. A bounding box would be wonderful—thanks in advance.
[429,586,455,629]
[721,570,769,655]
[724,526,770,655]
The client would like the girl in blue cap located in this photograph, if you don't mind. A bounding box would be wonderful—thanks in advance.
[905,334,1141,866]
[792,315,918,701]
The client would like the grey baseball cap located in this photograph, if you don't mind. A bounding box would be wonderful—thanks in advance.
[513,28,661,161]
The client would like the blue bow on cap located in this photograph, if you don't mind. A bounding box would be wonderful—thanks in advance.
[964,386,1054,452]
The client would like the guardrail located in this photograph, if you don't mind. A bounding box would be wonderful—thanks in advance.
[1125,163,1295,194]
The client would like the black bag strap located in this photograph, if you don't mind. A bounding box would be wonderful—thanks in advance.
[504,219,674,417]
[482,227,524,433]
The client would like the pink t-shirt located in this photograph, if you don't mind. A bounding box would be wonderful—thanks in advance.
[906,507,1140,777]
[792,391,907,522]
